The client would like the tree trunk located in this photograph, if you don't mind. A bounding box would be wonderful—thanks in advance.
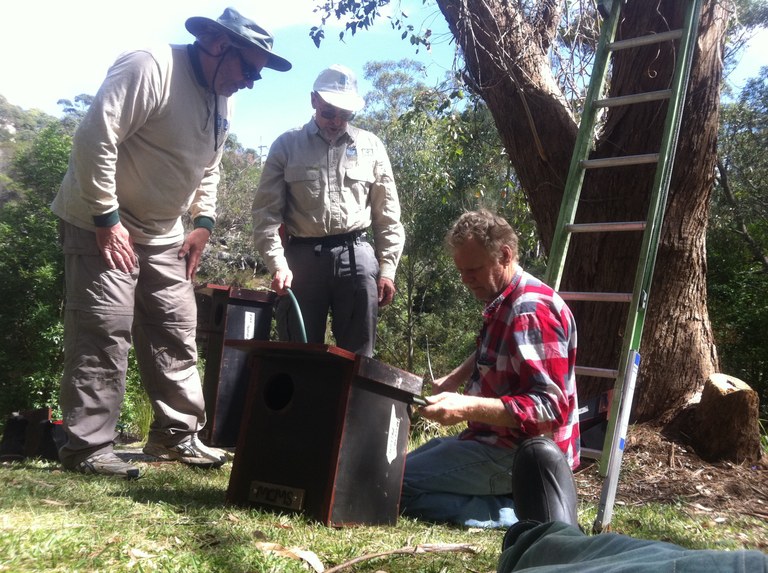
[436,0,725,422]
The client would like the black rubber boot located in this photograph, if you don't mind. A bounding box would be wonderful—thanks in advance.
[509,436,579,527]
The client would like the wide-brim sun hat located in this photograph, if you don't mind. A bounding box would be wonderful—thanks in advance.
[313,64,366,112]
[185,7,291,72]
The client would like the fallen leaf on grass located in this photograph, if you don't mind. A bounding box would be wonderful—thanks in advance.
[689,503,713,512]
[254,542,325,572]
[127,547,157,569]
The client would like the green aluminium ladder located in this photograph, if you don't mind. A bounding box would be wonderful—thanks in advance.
[543,0,703,533]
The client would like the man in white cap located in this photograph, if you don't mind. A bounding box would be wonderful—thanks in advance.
[51,8,291,478]
[253,64,405,357]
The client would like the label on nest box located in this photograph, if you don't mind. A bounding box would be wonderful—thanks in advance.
[249,480,305,510]
[386,404,400,464]
[244,310,256,339]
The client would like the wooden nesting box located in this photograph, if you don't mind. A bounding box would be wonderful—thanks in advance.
[226,341,423,526]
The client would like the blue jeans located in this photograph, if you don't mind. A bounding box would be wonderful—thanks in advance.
[400,435,519,529]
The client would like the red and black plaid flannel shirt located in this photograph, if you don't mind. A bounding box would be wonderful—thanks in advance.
[460,267,580,469]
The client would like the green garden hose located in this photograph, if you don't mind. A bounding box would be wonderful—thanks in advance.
[284,287,307,343]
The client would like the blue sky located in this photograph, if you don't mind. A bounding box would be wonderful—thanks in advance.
[0,0,764,152]
[0,0,456,151]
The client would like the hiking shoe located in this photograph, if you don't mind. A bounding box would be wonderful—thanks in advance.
[70,452,141,479]
[142,434,226,468]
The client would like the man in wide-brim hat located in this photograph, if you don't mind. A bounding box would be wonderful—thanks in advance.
[185,7,291,73]
[51,8,290,479]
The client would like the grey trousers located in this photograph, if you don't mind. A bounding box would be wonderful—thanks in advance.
[277,238,379,357]
[58,222,205,467]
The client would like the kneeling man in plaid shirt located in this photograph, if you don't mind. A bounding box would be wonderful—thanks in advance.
[400,209,580,529]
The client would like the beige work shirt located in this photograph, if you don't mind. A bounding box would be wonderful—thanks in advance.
[52,44,226,245]
[252,120,404,280]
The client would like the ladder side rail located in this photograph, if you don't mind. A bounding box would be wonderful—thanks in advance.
[626,0,703,352]
[543,0,623,290]
[599,0,702,475]
[593,0,704,532]
[598,0,702,478]
[593,351,641,532]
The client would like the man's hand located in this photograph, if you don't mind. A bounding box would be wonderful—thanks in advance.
[178,227,211,281]
[378,277,396,307]
[418,392,518,428]
[418,392,472,426]
[271,268,293,295]
[96,223,137,273]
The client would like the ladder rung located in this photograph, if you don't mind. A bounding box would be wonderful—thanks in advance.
[582,154,659,169]
[566,221,646,233]
[575,366,620,379]
[559,292,633,303]
[595,89,672,108]
[581,447,603,461]
[609,29,683,51]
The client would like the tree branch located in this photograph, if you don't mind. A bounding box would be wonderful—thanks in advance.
[716,159,768,273]
[323,543,479,573]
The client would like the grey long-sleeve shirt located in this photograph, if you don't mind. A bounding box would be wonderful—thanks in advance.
[52,44,227,245]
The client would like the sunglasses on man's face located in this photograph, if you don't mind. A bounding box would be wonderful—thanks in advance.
[318,107,355,122]
[236,50,262,82]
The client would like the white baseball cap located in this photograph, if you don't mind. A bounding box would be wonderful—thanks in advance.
[312,64,365,112]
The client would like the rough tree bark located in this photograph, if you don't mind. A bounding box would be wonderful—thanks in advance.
[435,0,725,422]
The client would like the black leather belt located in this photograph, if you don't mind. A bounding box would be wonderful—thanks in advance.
[288,230,364,248]
[288,230,363,290]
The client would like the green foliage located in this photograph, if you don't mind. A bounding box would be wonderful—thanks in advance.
[8,124,72,200]
[118,349,153,441]
[0,125,70,419]
[55,94,94,133]
[194,135,269,289]
[710,66,768,416]
[309,0,432,53]
[358,60,544,377]
[0,95,58,145]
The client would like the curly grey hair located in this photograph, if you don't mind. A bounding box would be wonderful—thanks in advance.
[445,209,519,262]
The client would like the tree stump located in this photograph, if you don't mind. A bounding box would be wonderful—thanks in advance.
[692,374,762,463]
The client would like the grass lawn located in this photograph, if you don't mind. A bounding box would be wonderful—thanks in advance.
[1,435,766,573]
[2,454,501,573]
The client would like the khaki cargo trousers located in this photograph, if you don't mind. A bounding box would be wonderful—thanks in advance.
[58,221,205,467]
